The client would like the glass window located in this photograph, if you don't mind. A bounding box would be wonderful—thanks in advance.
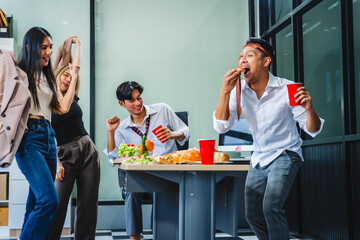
[275,24,294,80]
[354,0,360,133]
[273,0,292,25]
[302,0,343,138]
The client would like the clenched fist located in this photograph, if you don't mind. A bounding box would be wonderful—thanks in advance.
[106,116,120,133]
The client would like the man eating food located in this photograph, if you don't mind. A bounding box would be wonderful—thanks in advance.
[213,37,324,240]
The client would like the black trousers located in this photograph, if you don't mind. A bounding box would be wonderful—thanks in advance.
[50,135,100,240]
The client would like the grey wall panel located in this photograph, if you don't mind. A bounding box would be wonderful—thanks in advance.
[301,143,349,240]
[350,141,360,240]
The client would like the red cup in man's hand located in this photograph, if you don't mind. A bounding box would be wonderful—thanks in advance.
[287,83,303,106]
[152,125,167,143]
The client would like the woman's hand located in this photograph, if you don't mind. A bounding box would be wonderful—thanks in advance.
[71,35,81,44]
[56,160,65,181]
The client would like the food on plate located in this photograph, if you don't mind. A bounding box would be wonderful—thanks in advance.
[155,148,229,164]
[179,149,201,163]
[145,139,154,152]
[155,155,172,164]
[156,149,201,164]
[214,151,230,162]
[124,153,156,164]
[118,145,229,165]
[137,136,154,155]
[138,140,154,155]
[118,144,141,157]
[116,137,157,165]
[118,138,154,157]
[157,150,185,164]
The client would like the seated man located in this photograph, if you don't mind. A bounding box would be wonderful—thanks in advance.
[104,81,190,240]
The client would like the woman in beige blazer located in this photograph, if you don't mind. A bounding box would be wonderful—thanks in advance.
[0,49,31,168]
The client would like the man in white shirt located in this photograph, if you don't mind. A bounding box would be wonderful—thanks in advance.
[213,38,324,240]
[105,81,190,240]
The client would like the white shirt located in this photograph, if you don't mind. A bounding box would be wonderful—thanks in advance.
[213,72,324,167]
[104,103,190,165]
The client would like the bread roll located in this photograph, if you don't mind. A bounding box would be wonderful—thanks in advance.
[160,150,185,164]
[214,151,230,162]
[179,149,201,163]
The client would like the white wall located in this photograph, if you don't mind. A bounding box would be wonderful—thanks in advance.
[95,0,249,199]
[0,0,249,201]
[0,0,91,133]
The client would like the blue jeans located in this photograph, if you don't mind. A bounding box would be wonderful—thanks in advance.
[15,118,58,240]
[244,150,302,240]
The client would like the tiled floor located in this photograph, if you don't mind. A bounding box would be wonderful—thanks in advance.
[0,229,319,240]
[57,229,316,240]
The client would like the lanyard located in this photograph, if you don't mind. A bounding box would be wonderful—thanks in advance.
[130,116,150,138]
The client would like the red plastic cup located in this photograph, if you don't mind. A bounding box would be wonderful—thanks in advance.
[152,125,167,143]
[287,83,303,106]
[198,139,215,165]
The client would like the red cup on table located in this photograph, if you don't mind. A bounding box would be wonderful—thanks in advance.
[152,125,167,143]
[198,139,215,165]
[287,83,304,106]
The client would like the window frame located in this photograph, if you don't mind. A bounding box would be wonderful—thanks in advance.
[252,0,359,145]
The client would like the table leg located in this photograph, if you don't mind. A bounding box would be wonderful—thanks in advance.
[183,171,213,240]
[179,173,185,240]
[211,173,216,240]
[153,192,179,240]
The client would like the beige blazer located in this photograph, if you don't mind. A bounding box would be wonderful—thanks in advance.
[0,49,31,168]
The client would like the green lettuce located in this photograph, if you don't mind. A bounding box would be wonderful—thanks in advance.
[118,144,140,157]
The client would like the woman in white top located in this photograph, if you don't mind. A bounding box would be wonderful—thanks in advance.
[15,27,78,240]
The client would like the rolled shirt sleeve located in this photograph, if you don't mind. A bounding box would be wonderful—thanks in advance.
[103,128,126,167]
[291,105,325,138]
[213,111,237,134]
[213,86,238,134]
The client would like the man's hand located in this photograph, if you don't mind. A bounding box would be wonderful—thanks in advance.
[221,68,242,93]
[155,127,185,142]
[294,86,313,111]
[215,68,243,121]
[154,127,171,142]
[295,86,321,133]
[106,116,120,133]
[56,161,65,181]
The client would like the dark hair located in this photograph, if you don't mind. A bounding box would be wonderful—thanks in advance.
[246,37,275,61]
[18,27,59,112]
[116,81,144,101]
